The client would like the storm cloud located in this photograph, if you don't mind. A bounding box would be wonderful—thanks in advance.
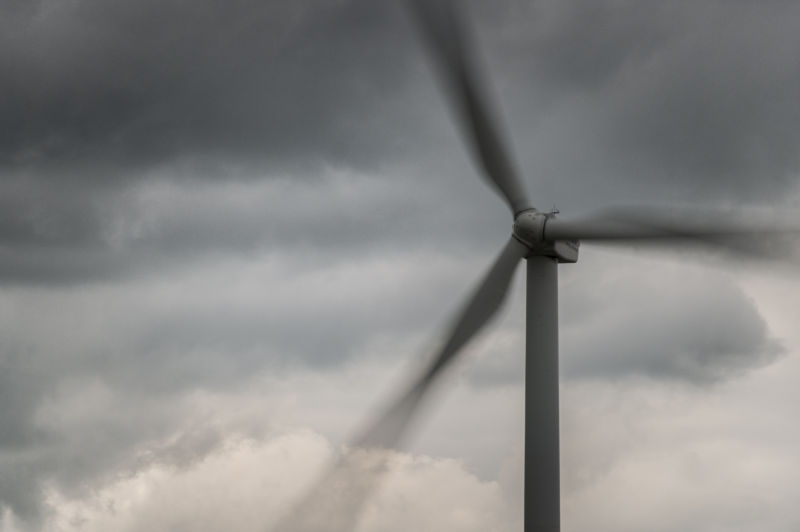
[561,255,784,384]
[1,0,799,530]
[2,0,800,284]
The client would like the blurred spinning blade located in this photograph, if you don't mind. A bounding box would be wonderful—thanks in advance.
[406,0,533,216]
[545,207,800,261]
[272,237,527,532]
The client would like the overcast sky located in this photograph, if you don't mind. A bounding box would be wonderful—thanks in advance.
[2,1,800,531]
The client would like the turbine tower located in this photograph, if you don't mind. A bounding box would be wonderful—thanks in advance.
[275,1,798,531]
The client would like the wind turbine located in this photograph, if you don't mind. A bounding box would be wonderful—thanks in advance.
[275,1,798,531]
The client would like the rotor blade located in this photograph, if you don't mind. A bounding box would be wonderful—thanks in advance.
[544,208,800,260]
[272,236,527,532]
[406,0,533,216]
[357,236,528,448]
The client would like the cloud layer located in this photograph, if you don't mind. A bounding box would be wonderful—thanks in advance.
[1,0,799,529]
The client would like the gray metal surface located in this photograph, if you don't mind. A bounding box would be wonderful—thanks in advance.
[525,256,561,532]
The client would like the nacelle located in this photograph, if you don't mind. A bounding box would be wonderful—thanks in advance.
[513,210,579,263]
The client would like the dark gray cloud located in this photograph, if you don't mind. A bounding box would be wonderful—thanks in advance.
[477,0,800,205]
[560,256,784,384]
[3,0,800,285]
[463,253,784,389]
[0,166,511,285]
[0,0,421,175]
[0,0,448,285]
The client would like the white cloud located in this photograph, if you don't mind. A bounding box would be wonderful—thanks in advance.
[27,431,514,532]
[561,356,800,532]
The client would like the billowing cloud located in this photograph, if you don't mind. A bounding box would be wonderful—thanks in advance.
[561,374,800,532]
[0,431,514,532]
[561,252,784,384]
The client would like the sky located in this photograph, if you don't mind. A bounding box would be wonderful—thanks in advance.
[1,0,800,530]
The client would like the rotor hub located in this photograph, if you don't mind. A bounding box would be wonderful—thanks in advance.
[513,209,580,263]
